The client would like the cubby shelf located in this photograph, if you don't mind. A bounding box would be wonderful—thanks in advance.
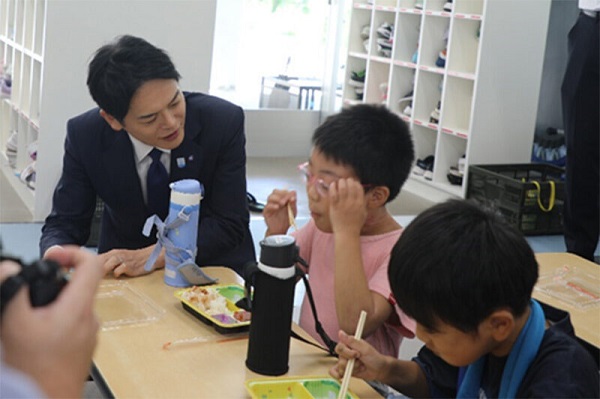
[342,0,551,200]
[0,0,46,215]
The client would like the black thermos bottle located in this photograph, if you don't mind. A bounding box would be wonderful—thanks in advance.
[245,235,298,376]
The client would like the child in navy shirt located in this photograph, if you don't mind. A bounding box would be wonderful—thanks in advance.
[331,199,599,398]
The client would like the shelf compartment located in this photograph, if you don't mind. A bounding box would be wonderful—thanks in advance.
[418,14,450,70]
[411,124,437,162]
[393,12,421,63]
[413,69,443,125]
[348,7,371,56]
[454,0,484,17]
[364,59,391,104]
[343,56,368,103]
[33,0,45,56]
[441,75,473,135]
[389,64,415,115]
[447,17,481,75]
[372,8,396,58]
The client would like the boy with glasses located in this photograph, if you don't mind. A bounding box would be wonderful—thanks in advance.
[263,104,416,357]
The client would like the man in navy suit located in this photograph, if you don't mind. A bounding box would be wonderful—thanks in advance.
[40,35,255,277]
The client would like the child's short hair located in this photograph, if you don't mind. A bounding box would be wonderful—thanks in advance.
[87,35,181,122]
[312,104,414,202]
[388,199,538,332]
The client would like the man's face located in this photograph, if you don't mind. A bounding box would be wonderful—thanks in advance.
[104,79,186,149]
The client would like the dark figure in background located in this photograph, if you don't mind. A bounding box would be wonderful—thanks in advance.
[561,1,600,262]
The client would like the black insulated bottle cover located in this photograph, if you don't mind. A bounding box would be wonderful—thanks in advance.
[245,235,298,376]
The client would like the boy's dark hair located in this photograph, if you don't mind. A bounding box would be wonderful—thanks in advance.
[312,104,414,202]
[86,35,181,122]
[388,199,539,333]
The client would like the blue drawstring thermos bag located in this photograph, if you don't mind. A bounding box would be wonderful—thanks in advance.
[142,179,217,287]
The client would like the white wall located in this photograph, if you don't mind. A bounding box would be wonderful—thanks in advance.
[35,0,217,220]
[245,109,319,157]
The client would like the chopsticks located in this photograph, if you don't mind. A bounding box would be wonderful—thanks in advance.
[337,310,367,399]
[287,203,298,231]
[162,334,248,350]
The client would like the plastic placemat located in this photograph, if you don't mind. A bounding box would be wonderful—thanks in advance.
[95,281,166,330]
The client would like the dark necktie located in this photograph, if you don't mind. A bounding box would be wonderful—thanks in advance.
[147,148,170,219]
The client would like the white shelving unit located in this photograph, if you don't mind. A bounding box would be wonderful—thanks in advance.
[0,0,46,214]
[342,0,551,200]
[1,1,218,221]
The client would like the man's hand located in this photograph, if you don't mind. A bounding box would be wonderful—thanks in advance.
[100,244,165,277]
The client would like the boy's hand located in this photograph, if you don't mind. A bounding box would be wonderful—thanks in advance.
[329,330,390,382]
[263,189,297,236]
[328,178,367,236]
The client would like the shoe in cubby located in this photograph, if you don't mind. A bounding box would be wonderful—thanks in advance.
[435,49,447,68]
[443,0,453,12]
[413,155,434,176]
[414,0,424,10]
[360,24,371,40]
[376,22,393,40]
[430,101,441,124]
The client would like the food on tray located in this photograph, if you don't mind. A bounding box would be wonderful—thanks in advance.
[181,286,229,315]
[180,285,251,320]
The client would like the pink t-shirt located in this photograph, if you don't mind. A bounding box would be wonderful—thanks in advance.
[292,219,416,357]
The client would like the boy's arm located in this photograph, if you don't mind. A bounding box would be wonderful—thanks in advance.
[263,189,297,236]
[331,330,430,398]
[329,179,389,336]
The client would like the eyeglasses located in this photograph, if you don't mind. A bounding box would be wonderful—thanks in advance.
[298,162,330,197]
[297,162,372,197]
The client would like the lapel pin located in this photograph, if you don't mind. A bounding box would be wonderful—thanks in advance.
[176,157,186,168]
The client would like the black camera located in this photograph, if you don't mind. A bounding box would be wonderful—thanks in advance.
[0,256,69,316]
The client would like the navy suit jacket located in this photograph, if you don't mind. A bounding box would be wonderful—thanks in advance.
[40,92,255,275]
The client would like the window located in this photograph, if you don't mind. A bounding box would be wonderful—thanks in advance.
[210,0,346,111]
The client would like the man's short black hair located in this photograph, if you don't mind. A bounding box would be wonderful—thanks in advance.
[311,104,414,202]
[87,35,181,122]
[388,199,539,332]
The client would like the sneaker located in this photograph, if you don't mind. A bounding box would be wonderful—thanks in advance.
[424,163,434,180]
[414,0,424,10]
[0,74,11,98]
[411,47,419,63]
[19,161,36,190]
[443,0,453,11]
[360,24,370,40]
[435,49,447,68]
[413,155,434,176]
[397,90,413,104]
[376,22,394,40]
[430,101,441,124]
[355,87,364,100]
[446,166,463,185]
[402,103,413,116]
[349,70,366,87]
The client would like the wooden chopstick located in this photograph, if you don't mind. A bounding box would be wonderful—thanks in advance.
[287,203,298,231]
[337,310,367,399]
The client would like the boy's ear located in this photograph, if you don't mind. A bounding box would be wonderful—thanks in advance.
[99,109,125,132]
[486,310,515,341]
[366,186,390,208]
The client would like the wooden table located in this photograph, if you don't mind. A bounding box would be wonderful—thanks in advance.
[534,253,600,348]
[91,267,381,398]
